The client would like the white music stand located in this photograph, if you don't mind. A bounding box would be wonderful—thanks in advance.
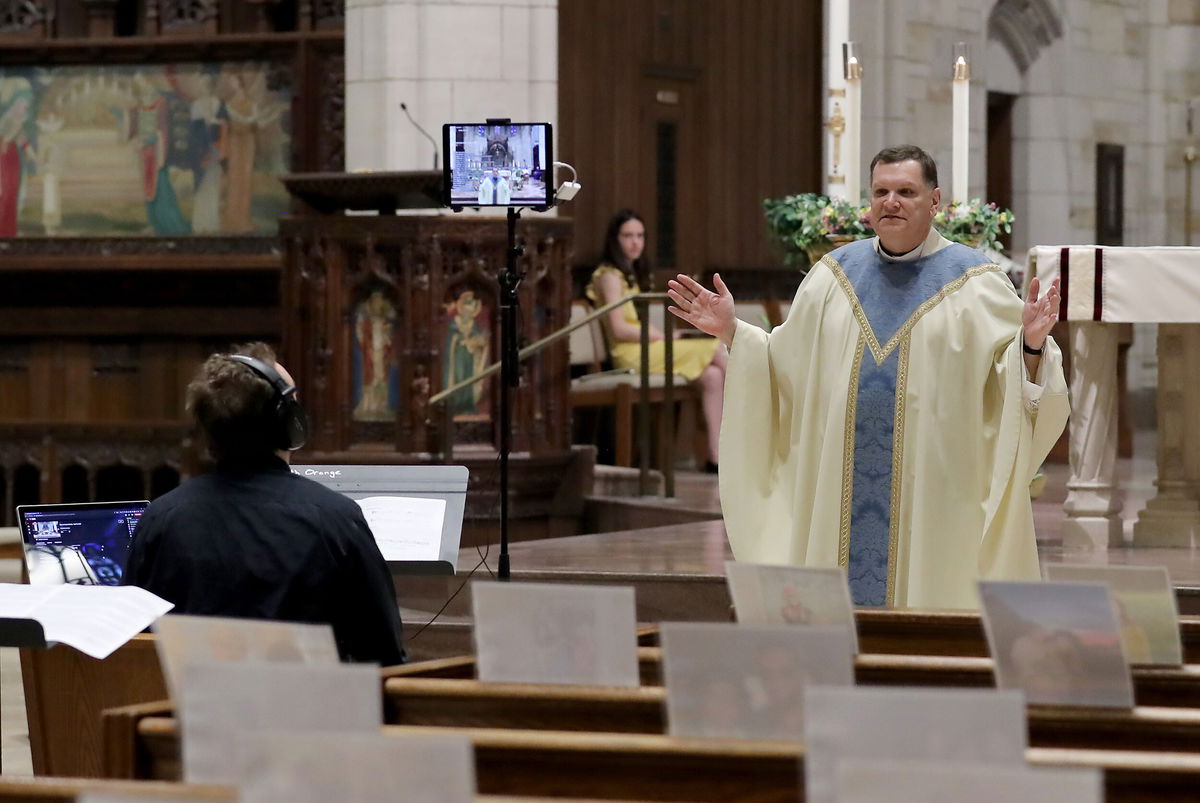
[291,465,468,575]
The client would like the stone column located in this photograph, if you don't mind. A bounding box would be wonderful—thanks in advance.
[345,0,558,172]
[1133,324,1200,546]
[1062,322,1123,549]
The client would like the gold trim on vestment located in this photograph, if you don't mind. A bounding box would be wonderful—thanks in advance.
[821,255,1002,366]
[838,333,865,568]
[885,339,910,607]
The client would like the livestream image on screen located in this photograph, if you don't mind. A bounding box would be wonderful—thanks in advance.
[447,123,550,206]
[23,505,144,586]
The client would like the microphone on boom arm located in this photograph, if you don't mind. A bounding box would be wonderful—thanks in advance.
[400,102,439,170]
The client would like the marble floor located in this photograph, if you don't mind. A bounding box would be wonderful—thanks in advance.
[5,430,1199,777]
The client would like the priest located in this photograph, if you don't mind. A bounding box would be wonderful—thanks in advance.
[668,145,1068,609]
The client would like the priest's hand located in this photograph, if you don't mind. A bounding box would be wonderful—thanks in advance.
[1022,276,1060,350]
[668,273,737,348]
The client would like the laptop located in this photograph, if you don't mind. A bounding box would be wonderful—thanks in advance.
[17,501,149,586]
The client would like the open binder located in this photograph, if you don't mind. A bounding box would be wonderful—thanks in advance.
[291,464,468,575]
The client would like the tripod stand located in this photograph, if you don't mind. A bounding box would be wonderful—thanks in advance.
[496,205,525,580]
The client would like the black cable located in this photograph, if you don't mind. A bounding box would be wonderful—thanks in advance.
[406,450,503,641]
[405,550,490,643]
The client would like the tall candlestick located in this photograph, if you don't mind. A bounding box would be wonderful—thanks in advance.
[825,0,850,198]
[952,42,970,204]
[844,42,862,204]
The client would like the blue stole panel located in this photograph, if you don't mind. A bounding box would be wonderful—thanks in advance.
[831,240,983,606]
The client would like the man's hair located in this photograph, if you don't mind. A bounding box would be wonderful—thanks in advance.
[186,341,282,463]
[869,145,939,189]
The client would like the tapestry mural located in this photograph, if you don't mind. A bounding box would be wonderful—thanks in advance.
[0,62,290,237]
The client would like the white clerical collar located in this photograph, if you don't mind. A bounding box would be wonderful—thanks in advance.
[874,227,942,263]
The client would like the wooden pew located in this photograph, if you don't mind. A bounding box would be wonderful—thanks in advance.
[0,776,621,803]
[385,647,1200,709]
[378,676,1200,754]
[98,707,1200,802]
[640,610,1200,663]
[22,612,1200,778]
[21,634,168,777]
[0,776,232,800]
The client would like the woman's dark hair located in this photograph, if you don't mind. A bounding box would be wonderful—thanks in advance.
[601,209,653,291]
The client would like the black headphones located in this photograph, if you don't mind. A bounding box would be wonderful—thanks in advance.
[226,355,308,451]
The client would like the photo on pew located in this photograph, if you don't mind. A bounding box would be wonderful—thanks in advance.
[803,686,1027,803]
[179,661,383,785]
[724,562,858,652]
[979,580,1134,708]
[472,581,639,686]
[1043,564,1182,665]
[155,614,340,701]
[660,622,854,740]
[834,757,1102,803]
[238,730,475,803]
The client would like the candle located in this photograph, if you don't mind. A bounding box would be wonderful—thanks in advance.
[844,43,862,204]
[952,43,970,204]
[826,0,849,199]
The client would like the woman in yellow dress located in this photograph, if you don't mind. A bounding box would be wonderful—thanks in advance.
[587,209,727,471]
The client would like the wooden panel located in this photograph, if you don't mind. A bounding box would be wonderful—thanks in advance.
[559,0,823,276]
[22,635,168,777]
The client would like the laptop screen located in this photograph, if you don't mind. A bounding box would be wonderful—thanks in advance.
[18,501,148,586]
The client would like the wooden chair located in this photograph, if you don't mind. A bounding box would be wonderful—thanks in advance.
[567,300,701,471]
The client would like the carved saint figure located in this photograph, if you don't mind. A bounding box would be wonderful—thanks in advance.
[443,290,490,417]
[353,290,397,422]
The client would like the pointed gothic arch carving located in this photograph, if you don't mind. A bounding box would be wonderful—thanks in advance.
[987,0,1064,72]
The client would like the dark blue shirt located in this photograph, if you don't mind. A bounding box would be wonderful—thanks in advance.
[123,455,405,665]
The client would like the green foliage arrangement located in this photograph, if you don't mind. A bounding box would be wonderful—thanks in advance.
[933,199,1014,251]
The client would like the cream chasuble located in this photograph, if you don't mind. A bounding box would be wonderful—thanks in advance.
[720,230,1069,609]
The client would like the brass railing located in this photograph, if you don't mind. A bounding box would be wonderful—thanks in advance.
[430,293,682,497]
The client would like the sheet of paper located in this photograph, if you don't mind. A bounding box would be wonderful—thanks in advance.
[725,562,858,652]
[355,495,446,562]
[180,661,382,785]
[661,622,854,740]
[979,580,1135,708]
[155,614,339,701]
[239,730,475,803]
[472,581,639,687]
[1044,564,1182,665]
[835,758,1102,803]
[0,583,172,659]
[804,686,1027,803]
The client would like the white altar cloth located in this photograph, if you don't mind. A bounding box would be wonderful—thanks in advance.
[1028,245,1200,323]
[1027,244,1200,550]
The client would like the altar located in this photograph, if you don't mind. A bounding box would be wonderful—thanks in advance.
[1028,245,1200,549]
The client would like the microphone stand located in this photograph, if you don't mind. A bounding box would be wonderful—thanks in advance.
[497,205,524,580]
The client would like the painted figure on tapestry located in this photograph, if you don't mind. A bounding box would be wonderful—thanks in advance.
[128,74,190,235]
[0,77,36,237]
[35,114,63,234]
[187,71,226,233]
[443,290,490,417]
[221,67,284,233]
[352,290,398,422]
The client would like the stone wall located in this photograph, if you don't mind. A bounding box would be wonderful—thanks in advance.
[847,0,1198,400]
[345,0,557,173]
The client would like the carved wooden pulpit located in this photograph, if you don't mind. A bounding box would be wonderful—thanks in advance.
[278,172,583,539]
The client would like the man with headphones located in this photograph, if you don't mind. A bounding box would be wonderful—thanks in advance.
[122,342,405,665]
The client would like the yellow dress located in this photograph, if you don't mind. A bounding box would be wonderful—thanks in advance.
[587,265,719,379]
